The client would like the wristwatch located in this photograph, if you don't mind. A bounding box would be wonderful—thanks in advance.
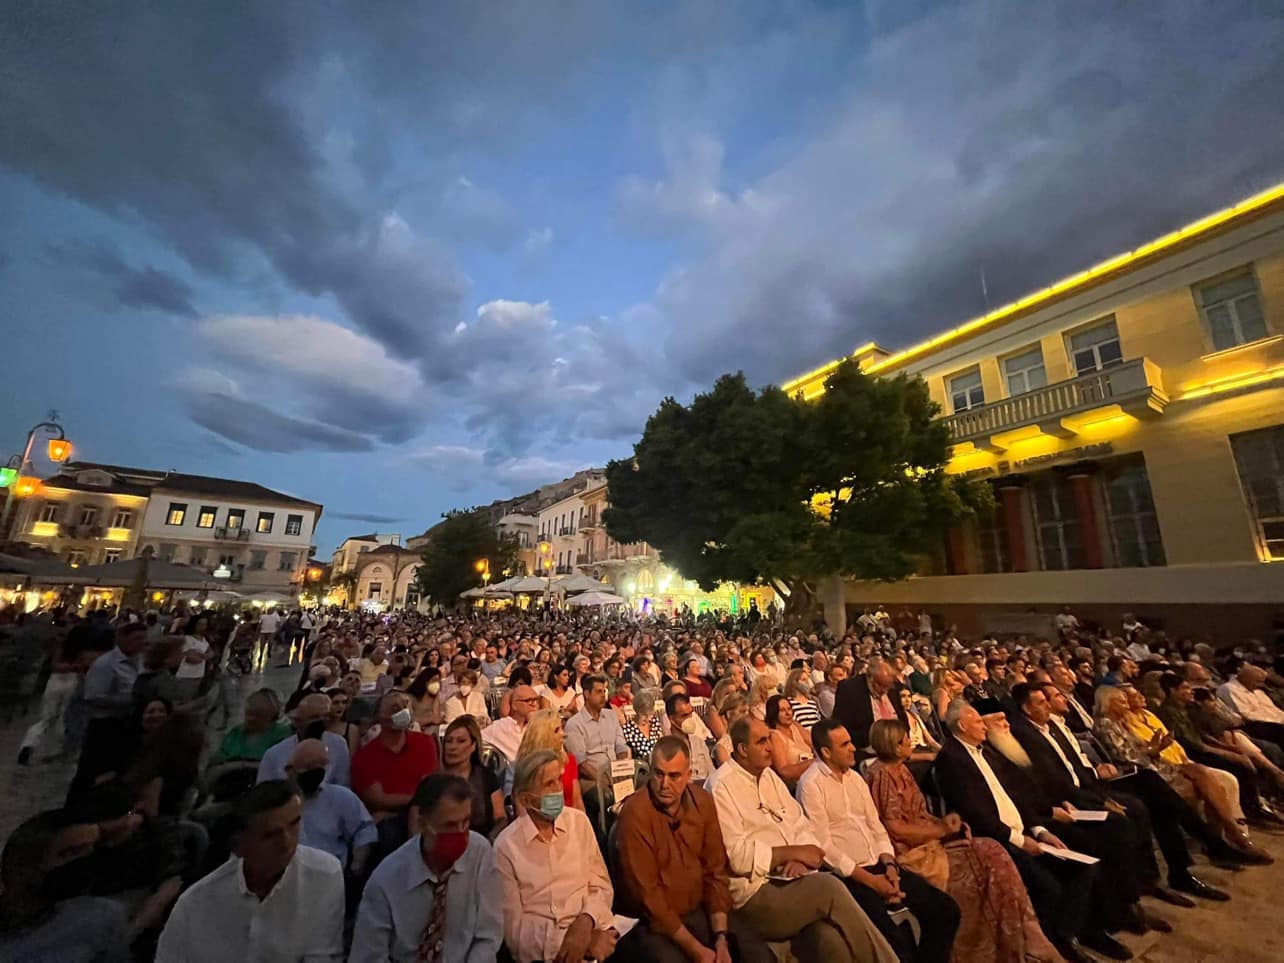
[714,931,728,942]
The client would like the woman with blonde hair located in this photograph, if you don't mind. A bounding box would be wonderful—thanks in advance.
[515,708,585,812]
[931,667,966,724]
[866,719,1061,963]
[783,667,821,730]
[748,673,778,721]
[713,693,749,767]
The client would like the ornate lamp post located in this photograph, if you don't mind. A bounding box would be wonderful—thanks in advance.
[1,416,73,545]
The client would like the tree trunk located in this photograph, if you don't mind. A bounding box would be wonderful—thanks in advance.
[819,574,848,638]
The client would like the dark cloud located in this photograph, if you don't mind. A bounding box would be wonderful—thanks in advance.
[329,511,406,524]
[44,239,197,317]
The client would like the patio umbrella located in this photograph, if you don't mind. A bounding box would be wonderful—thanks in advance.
[237,590,295,606]
[551,573,606,594]
[73,556,220,589]
[481,588,515,599]
[507,575,553,593]
[566,590,626,607]
[459,586,487,599]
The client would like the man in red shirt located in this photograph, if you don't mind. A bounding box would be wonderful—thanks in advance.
[351,690,439,859]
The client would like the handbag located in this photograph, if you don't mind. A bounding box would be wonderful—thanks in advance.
[895,838,951,890]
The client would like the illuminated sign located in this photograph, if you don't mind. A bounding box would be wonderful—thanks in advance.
[1004,442,1114,473]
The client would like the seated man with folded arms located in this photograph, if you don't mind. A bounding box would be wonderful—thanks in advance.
[797,719,960,963]
[493,749,620,963]
[614,736,774,963]
[350,773,503,962]
[707,717,897,963]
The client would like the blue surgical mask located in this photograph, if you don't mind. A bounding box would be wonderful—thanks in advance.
[536,791,564,822]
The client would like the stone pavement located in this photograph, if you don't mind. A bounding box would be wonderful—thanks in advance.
[0,671,1280,961]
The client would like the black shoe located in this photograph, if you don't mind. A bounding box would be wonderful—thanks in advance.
[16,747,31,766]
[1054,939,1092,963]
[1081,931,1133,960]
[1148,885,1196,908]
[1141,909,1173,934]
[1118,905,1149,936]
[1170,874,1231,901]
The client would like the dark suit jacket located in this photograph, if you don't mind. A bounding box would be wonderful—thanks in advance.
[932,737,1050,845]
[834,676,907,750]
[1010,716,1104,808]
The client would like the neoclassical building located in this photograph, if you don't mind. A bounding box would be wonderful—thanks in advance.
[352,544,424,611]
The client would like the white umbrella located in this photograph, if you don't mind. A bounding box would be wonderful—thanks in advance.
[481,588,515,599]
[552,573,606,594]
[459,587,487,599]
[238,590,295,605]
[507,575,553,593]
[566,590,626,607]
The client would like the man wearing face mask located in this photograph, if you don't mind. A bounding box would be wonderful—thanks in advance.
[352,691,442,857]
[494,749,619,963]
[288,739,376,879]
[351,774,503,962]
[667,693,714,783]
[257,693,352,787]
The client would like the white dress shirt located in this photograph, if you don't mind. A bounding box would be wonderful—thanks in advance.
[1031,721,1080,787]
[707,759,823,907]
[480,716,526,763]
[350,833,503,963]
[1050,715,1094,770]
[156,846,344,963]
[957,739,1045,849]
[1219,680,1284,725]
[493,810,614,963]
[444,690,491,727]
[564,706,630,775]
[795,761,894,877]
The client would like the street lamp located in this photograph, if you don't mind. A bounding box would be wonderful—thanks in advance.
[1,417,73,544]
[537,536,553,610]
[474,557,491,586]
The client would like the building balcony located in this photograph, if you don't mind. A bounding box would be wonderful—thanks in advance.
[214,526,250,541]
[943,357,1168,452]
[558,526,574,536]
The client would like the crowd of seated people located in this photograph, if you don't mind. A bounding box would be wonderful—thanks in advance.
[1,602,1283,961]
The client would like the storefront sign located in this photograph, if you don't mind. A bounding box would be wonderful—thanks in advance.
[1002,441,1114,473]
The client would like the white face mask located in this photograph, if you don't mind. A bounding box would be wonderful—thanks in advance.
[426,680,441,696]
[680,716,697,735]
[390,707,413,730]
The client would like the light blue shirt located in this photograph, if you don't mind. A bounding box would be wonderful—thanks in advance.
[349,832,503,963]
[83,647,140,719]
[0,896,130,963]
[301,783,378,864]
[564,706,629,775]
[257,731,351,787]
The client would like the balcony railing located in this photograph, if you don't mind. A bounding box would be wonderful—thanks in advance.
[943,357,1168,449]
[215,526,250,541]
[558,526,574,536]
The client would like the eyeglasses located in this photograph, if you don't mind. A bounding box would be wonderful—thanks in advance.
[757,803,784,823]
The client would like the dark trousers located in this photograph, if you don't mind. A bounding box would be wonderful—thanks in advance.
[66,716,129,804]
[1102,787,1161,886]
[1115,769,1198,880]
[615,908,775,963]
[1057,812,1140,930]
[840,866,960,963]
[1243,720,1284,754]
[1002,841,1095,944]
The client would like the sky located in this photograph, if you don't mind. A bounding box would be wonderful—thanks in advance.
[3,0,1283,555]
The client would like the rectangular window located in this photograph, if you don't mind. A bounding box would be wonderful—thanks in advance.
[226,509,244,530]
[1068,319,1123,376]
[1030,474,1084,571]
[39,503,61,523]
[285,514,303,536]
[218,553,237,569]
[165,502,187,526]
[1197,270,1268,352]
[110,509,133,529]
[158,543,177,563]
[948,369,985,412]
[256,512,274,534]
[279,551,297,571]
[1103,457,1166,567]
[249,549,267,570]
[368,581,383,598]
[1231,425,1284,560]
[196,506,217,529]
[189,546,208,567]
[79,506,99,527]
[66,550,87,567]
[102,548,122,564]
[1003,346,1048,396]
[976,505,1012,574]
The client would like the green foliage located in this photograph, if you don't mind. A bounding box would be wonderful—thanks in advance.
[414,509,519,605]
[604,360,993,593]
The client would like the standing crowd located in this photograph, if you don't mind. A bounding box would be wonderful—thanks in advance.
[1,600,1282,963]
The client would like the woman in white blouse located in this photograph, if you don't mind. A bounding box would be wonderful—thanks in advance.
[443,669,491,727]
[539,663,580,719]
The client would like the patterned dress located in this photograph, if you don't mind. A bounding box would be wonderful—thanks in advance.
[867,761,1060,963]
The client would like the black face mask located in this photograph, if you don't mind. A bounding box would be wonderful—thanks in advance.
[296,768,326,796]
[302,720,327,741]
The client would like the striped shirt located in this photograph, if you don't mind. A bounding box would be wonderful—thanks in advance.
[790,698,821,731]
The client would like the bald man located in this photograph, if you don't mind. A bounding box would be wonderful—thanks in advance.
[258,693,352,786]
[833,662,907,752]
[1220,664,1284,751]
[481,684,539,763]
[287,739,376,874]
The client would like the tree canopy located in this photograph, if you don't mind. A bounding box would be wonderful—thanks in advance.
[415,509,519,605]
[603,359,993,611]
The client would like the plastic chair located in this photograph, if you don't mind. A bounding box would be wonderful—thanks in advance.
[480,744,509,780]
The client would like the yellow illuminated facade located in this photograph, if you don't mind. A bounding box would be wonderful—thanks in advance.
[787,182,1284,640]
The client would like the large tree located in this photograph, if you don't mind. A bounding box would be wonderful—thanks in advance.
[415,509,519,607]
[603,359,992,624]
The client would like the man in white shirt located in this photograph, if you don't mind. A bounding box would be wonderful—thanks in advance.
[257,609,281,666]
[258,694,351,787]
[707,718,897,963]
[798,720,959,963]
[156,780,344,962]
[351,774,503,962]
[493,750,619,963]
[1219,664,1284,751]
[481,685,540,763]
[664,692,713,783]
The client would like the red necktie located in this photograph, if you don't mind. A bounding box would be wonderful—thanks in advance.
[418,873,451,962]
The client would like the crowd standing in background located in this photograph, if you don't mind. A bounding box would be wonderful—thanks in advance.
[0,598,1282,962]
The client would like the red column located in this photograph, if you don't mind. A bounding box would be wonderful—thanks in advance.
[998,483,1029,572]
[1066,467,1103,569]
